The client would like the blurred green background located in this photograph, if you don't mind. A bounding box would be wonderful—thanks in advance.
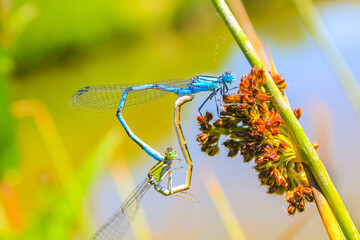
[1,0,360,239]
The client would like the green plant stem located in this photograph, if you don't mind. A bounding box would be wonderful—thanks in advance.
[226,2,340,236]
[210,0,359,239]
[303,164,344,239]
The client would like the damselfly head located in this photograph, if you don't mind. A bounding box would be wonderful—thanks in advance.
[165,147,177,160]
[221,72,235,84]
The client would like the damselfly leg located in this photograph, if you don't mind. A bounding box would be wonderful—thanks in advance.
[198,90,218,118]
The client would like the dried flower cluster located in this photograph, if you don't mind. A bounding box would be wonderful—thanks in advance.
[196,67,314,215]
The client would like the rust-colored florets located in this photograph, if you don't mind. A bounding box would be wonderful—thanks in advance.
[196,67,315,215]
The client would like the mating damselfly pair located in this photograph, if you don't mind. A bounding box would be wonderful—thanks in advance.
[71,73,237,239]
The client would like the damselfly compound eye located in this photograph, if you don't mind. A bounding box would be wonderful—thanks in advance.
[165,148,177,159]
[221,72,235,84]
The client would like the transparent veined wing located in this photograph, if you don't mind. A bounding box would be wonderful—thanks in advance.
[70,79,193,112]
[92,178,151,240]
[70,84,167,112]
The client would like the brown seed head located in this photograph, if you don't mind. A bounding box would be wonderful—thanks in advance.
[311,141,320,150]
[197,133,209,142]
[213,119,223,128]
[204,112,213,122]
[294,108,302,120]
[287,204,296,215]
[207,135,219,144]
[207,146,219,156]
